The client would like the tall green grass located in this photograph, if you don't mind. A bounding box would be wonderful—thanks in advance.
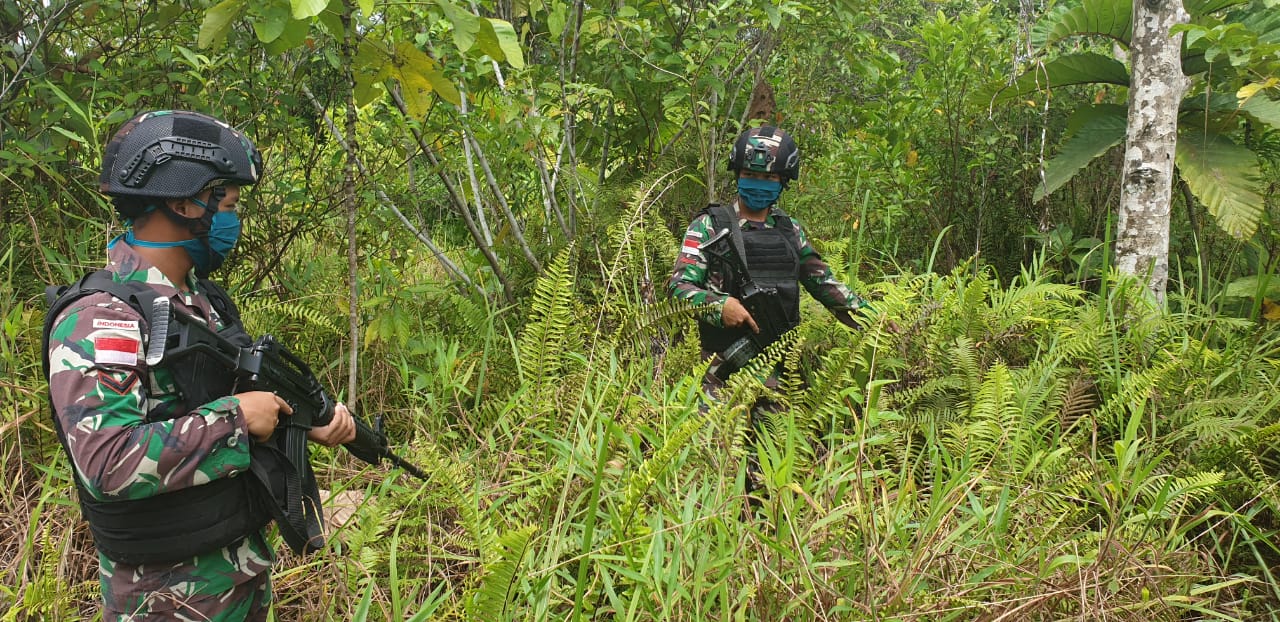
[5,210,1279,620]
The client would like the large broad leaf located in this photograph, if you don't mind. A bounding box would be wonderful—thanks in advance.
[1177,131,1265,239]
[435,0,480,54]
[1035,104,1127,202]
[252,1,291,43]
[199,0,246,49]
[475,18,525,69]
[264,15,310,55]
[1236,2,1280,43]
[989,52,1129,104]
[389,42,444,115]
[1185,0,1251,14]
[1224,275,1280,299]
[290,0,327,19]
[1030,0,1247,50]
[1031,0,1132,50]
[424,69,460,106]
[1183,92,1280,130]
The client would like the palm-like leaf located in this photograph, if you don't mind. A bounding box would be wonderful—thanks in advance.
[1031,0,1250,50]
[1035,104,1127,202]
[991,53,1129,104]
[1183,92,1280,130]
[1176,131,1265,239]
[1031,0,1133,49]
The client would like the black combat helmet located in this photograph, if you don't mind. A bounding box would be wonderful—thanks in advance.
[727,126,800,186]
[100,110,263,204]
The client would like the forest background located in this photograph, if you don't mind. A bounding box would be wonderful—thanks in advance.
[3,0,1280,620]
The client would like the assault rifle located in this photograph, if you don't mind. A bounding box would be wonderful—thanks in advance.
[155,306,430,554]
[160,308,430,482]
[698,227,795,380]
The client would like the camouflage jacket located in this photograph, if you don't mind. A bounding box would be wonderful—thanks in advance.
[45,240,274,619]
[668,200,868,330]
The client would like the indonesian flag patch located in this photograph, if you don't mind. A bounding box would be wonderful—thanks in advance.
[94,336,140,366]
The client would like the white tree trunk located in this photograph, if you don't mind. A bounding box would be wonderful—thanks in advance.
[1115,0,1190,302]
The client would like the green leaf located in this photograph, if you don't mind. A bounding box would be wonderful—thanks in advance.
[990,52,1130,103]
[199,0,246,49]
[1185,0,1250,14]
[475,18,506,62]
[1224,275,1280,298]
[1035,104,1127,202]
[1184,92,1280,130]
[488,18,524,69]
[290,0,327,19]
[264,15,311,54]
[353,72,385,108]
[764,3,781,29]
[548,2,566,38]
[435,0,480,53]
[1176,131,1265,239]
[1032,0,1132,49]
[252,1,291,43]
[425,69,461,105]
[357,0,374,16]
[1240,95,1280,130]
[317,3,345,36]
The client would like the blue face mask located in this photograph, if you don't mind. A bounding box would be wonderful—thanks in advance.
[119,197,242,278]
[737,177,783,210]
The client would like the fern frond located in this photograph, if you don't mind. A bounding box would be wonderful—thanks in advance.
[1059,372,1099,433]
[614,403,713,544]
[237,294,345,336]
[515,246,581,420]
[465,525,537,622]
[606,297,716,354]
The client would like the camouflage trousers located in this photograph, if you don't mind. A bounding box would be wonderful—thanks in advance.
[104,571,271,622]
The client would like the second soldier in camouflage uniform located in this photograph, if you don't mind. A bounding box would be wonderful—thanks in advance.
[45,110,355,621]
[668,125,869,394]
[668,126,871,507]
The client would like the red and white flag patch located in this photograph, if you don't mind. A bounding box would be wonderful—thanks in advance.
[95,336,140,366]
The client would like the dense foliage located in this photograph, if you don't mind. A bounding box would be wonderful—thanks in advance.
[2,0,1279,619]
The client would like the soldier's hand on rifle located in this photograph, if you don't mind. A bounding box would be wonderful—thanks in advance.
[722,297,760,334]
[236,391,294,442]
[308,402,357,447]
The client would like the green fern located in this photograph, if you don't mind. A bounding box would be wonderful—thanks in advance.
[465,525,536,622]
[515,245,581,421]
[236,294,344,336]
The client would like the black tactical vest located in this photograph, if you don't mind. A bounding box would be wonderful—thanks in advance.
[698,204,803,353]
[42,271,273,565]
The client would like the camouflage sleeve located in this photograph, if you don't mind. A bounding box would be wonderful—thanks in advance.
[668,213,728,326]
[46,296,251,502]
[791,218,870,312]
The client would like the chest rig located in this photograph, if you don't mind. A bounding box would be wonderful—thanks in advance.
[697,203,803,353]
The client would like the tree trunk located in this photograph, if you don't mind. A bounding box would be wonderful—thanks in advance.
[341,0,361,406]
[1115,0,1189,302]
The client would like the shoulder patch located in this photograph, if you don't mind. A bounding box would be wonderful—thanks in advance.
[94,336,140,366]
[93,318,140,331]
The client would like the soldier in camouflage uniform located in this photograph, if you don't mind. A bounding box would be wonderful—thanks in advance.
[669,126,870,394]
[45,110,355,621]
